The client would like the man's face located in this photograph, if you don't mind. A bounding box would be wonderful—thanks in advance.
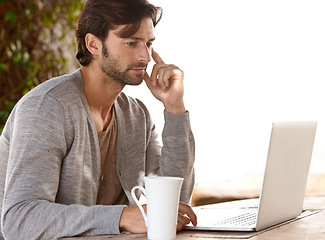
[100,17,155,86]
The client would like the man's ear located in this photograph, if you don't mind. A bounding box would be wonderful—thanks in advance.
[85,33,101,56]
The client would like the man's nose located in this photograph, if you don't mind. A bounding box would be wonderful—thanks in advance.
[138,44,151,63]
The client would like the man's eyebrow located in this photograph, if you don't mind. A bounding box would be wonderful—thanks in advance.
[127,36,156,41]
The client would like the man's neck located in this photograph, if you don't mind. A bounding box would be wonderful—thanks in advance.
[81,65,124,132]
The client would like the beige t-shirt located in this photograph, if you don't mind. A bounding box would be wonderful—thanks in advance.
[96,108,128,205]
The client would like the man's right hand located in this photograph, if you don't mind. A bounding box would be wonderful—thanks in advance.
[119,205,147,233]
[119,202,197,233]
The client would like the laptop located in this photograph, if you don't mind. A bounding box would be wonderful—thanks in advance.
[187,121,317,232]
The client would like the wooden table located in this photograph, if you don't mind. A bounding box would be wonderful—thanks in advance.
[59,197,325,240]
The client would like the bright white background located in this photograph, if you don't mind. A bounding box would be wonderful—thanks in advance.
[124,0,325,183]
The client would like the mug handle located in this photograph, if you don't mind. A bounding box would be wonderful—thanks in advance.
[131,186,148,227]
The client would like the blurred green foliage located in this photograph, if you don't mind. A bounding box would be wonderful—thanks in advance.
[0,0,84,133]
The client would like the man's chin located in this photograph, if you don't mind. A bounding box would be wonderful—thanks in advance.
[126,78,144,86]
[125,73,145,86]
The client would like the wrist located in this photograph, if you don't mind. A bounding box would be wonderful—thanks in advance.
[164,101,186,114]
[119,206,147,234]
[119,207,128,232]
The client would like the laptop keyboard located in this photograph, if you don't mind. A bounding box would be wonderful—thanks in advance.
[217,212,258,226]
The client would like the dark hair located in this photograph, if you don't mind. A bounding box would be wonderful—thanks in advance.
[75,0,162,66]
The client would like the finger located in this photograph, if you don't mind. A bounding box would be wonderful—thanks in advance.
[178,202,197,226]
[177,215,189,231]
[161,69,171,88]
[177,221,183,232]
[157,67,169,89]
[145,68,158,87]
[150,63,165,86]
[144,71,152,87]
[152,48,165,64]
[180,214,191,225]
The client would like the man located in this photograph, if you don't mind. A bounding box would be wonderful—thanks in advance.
[0,0,196,239]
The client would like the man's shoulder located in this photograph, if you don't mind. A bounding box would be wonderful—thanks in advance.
[9,69,86,125]
[31,69,82,99]
[19,69,83,107]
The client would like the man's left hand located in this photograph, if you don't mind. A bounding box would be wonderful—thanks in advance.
[144,49,186,114]
[177,202,197,231]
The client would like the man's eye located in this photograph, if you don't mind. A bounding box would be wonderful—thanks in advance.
[147,42,153,48]
[126,42,136,47]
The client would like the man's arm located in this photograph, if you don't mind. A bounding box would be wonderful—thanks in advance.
[118,49,196,233]
[1,96,125,240]
[159,110,195,203]
[144,49,195,203]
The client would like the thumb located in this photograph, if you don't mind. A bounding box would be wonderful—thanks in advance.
[144,71,155,90]
[144,71,151,86]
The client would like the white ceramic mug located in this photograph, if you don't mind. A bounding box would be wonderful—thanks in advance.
[131,176,184,240]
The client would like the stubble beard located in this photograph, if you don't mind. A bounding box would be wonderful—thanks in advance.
[100,44,147,86]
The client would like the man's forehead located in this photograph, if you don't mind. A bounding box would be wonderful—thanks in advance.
[112,18,155,40]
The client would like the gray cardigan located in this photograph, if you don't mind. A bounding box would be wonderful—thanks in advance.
[0,69,195,240]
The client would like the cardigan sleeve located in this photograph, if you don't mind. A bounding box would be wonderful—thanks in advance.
[115,94,195,205]
[1,95,125,240]
[146,110,195,204]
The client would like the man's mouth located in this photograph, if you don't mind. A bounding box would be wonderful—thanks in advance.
[131,68,146,72]
[127,62,147,76]
[130,65,147,75]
